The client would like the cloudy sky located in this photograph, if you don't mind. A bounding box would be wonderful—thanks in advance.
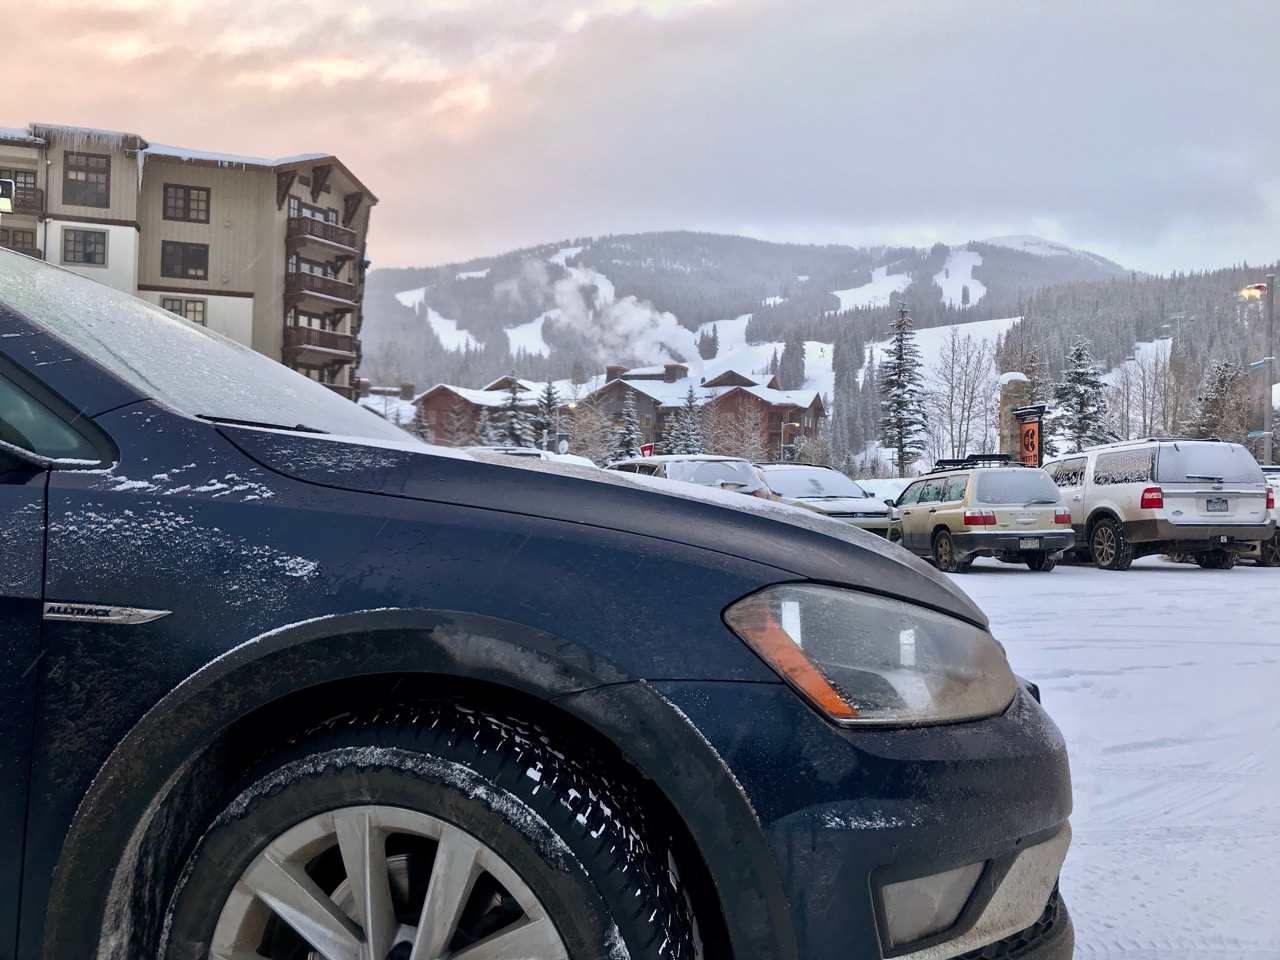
[9,0,1279,273]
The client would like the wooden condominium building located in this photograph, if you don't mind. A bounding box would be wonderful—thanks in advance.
[0,123,376,398]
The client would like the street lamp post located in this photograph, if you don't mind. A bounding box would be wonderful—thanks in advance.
[1266,273,1275,466]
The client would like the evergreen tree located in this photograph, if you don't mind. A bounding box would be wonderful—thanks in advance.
[711,324,719,357]
[779,330,806,390]
[611,389,645,461]
[1050,338,1112,453]
[879,303,926,476]
[961,284,970,307]
[571,358,588,386]
[769,349,779,378]
[666,386,704,454]
[476,408,505,445]
[1185,359,1250,442]
[500,382,534,447]
[531,382,562,449]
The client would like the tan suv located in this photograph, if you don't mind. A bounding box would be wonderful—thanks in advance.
[893,456,1075,572]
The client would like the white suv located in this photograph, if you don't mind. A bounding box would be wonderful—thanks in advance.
[1044,438,1275,570]
[1240,465,1280,566]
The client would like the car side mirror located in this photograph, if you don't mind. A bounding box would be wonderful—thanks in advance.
[884,498,896,507]
[0,437,53,472]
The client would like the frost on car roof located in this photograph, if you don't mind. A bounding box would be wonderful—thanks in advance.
[0,251,413,445]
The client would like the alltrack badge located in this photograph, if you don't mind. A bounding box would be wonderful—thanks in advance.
[43,602,172,625]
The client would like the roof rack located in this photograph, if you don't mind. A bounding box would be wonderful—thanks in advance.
[926,453,1021,474]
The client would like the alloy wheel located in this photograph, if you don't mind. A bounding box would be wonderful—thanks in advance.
[209,805,567,960]
[1091,526,1115,567]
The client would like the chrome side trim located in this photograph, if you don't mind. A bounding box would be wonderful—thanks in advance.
[43,602,172,625]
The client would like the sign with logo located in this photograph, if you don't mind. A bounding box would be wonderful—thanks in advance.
[555,433,571,455]
[640,443,655,458]
[1013,404,1046,468]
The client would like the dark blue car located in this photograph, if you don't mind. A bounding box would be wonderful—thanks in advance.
[0,251,1073,960]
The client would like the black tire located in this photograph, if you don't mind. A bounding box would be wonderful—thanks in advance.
[1026,552,1057,572]
[933,530,962,573]
[1257,536,1280,567]
[1196,550,1236,570]
[1089,518,1134,571]
[163,703,698,960]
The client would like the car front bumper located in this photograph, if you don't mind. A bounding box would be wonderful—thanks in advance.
[951,530,1076,555]
[649,680,1074,960]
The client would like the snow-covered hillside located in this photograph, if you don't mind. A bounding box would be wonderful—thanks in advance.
[832,266,911,311]
[933,249,987,307]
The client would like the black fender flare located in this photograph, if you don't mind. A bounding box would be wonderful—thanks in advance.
[43,608,794,960]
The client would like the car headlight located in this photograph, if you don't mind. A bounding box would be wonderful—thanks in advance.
[723,583,1016,726]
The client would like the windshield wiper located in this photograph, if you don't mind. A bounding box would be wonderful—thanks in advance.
[197,414,329,435]
[1025,498,1059,505]
[1184,474,1223,482]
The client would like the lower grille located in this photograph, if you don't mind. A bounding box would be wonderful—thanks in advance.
[954,889,1061,960]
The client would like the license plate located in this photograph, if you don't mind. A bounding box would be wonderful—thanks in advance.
[1206,498,1228,513]
[1019,538,1040,549]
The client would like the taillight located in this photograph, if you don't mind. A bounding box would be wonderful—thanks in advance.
[1140,487,1163,510]
[1268,488,1275,511]
[1054,508,1072,525]
[962,509,995,526]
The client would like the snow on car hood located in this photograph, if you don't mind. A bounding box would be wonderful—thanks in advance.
[221,427,988,626]
[791,496,892,515]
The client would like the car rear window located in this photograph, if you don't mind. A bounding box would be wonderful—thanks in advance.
[974,469,1060,504]
[1092,449,1155,485]
[1156,444,1263,484]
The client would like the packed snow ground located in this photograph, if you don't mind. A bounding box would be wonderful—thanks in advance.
[951,557,1280,958]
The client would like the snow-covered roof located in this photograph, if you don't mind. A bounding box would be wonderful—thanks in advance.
[618,378,705,408]
[418,384,533,408]
[0,125,43,145]
[142,142,331,170]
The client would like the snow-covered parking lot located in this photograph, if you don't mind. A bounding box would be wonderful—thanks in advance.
[950,557,1280,959]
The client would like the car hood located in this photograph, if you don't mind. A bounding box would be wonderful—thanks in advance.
[787,496,891,515]
[222,427,988,626]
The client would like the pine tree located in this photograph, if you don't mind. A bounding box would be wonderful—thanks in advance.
[961,284,970,307]
[1185,359,1250,442]
[769,349,779,378]
[879,303,926,476]
[666,386,704,454]
[571,358,588,386]
[711,324,719,358]
[531,382,561,450]
[476,408,505,445]
[500,382,534,447]
[611,389,644,461]
[1050,338,1112,453]
[779,330,806,390]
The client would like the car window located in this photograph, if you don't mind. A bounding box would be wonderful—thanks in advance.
[1155,443,1262,484]
[917,478,945,503]
[0,370,101,461]
[897,481,925,506]
[1052,457,1087,487]
[760,467,867,499]
[943,474,969,502]
[610,463,640,473]
[1093,449,1155,485]
[974,469,1060,504]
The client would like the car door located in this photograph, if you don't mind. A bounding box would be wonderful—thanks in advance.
[0,374,54,960]
[1052,458,1088,534]
[896,479,930,552]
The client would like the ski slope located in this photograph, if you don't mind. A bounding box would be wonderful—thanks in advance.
[832,266,912,311]
[934,248,987,307]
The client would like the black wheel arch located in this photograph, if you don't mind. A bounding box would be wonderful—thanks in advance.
[1084,509,1123,539]
[42,608,790,960]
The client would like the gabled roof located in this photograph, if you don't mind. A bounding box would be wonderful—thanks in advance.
[415,384,532,409]
[482,375,542,393]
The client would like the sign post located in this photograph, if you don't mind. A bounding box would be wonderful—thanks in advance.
[1013,404,1047,467]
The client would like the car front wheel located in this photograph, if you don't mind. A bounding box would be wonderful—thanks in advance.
[163,703,699,960]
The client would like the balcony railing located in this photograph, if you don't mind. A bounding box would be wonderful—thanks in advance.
[8,186,44,217]
[286,272,357,307]
[323,382,356,400]
[0,243,42,260]
[287,216,358,252]
[283,324,358,358]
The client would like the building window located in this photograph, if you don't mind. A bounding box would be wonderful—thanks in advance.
[288,254,335,278]
[0,168,36,190]
[288,196,338,223]
[63,152,110,208]
[160,297,207,325]
[291,309,332,330]
[62,228,106,266]
[163,184,210,222]
[0,228,36,250]
[161,241,209,279]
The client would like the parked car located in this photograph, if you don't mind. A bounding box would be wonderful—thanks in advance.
[465,444,598,468]
[605,453,774,497]
[0,251,1075,960]
[1044,438,1275,570]
[1239,465,1280,566]
[893,455,1075,572]
[755,462,893,536]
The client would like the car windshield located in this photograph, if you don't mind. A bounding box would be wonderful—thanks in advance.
[762,467,867,499]
[974,469,1061,505]
[0,253,414,444]
[1156,443,1263,484]
[666,459,762,491]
